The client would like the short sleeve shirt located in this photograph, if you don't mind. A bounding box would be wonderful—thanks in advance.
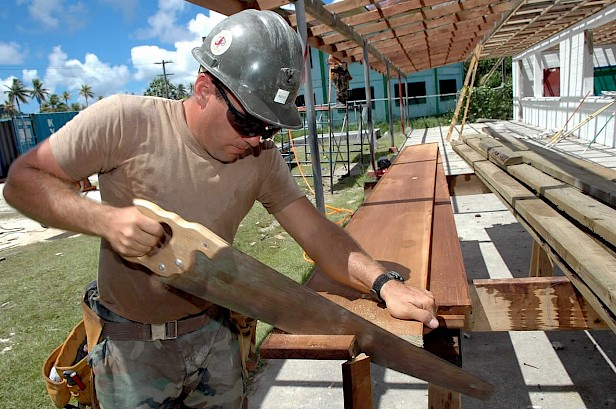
[50,94,304,323]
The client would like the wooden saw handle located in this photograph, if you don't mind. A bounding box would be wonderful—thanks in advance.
[125,199,229,277]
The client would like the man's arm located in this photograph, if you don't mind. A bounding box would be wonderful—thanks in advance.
[3,139,163,257]
[274,197,438,329]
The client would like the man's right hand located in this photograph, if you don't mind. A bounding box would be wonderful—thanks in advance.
[104,206,165,257]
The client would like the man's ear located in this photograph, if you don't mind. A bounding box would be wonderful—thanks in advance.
[194,73,215,103]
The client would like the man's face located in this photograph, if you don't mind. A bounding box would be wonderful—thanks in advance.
[201,77,280,163]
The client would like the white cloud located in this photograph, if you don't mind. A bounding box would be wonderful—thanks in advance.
[1,76,17,104]
[130,10,226,90]
[23,0,88,32]
[134,0,192,44]
[0,42,25,65]
[43,46,131,102]
[100,0,138,22]
[22,69,38,85]
[27,0,62,30]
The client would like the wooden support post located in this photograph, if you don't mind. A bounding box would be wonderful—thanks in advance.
[529,241,553,277]
[424,329,462,409]
[458,45,483,139]
[342,353,373,409]
[447,45,481,142]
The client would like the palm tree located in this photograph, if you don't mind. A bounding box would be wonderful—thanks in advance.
[30,78,50,112]
[177,84,188,99]
[1,100,18,118]
[79,84,94,107]
[42,94,63,112]
[4,78,30,115]
[62,91,71,107]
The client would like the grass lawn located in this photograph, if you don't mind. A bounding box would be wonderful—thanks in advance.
[0,122,414,408]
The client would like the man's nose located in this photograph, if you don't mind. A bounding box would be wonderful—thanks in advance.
[244,135,261,147]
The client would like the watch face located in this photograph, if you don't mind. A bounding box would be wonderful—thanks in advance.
[386,271,404,281]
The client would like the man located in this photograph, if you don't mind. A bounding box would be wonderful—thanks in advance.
[4,10,437,409]
[328,54,352,108]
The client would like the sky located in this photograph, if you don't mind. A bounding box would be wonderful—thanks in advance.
[0,0,233,113]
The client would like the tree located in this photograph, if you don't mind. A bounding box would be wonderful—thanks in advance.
[79,84,94,106]
[177,84,189,99]
[144,77,179,99]
[3,78,30,115]
[70,102,83,111]
[0,100,18,118]
[30,78,50,112]
[41,94,68,112]
[62,91,71,106]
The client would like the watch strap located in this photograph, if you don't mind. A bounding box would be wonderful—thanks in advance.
[370,271,404,303]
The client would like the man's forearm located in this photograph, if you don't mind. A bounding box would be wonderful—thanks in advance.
[302,219,385,292]
[4,165,111,238]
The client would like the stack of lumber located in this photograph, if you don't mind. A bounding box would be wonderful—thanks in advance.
[451,125,616,333]
[305,143,471,342]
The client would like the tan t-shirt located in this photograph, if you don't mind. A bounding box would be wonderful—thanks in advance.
[50,94,304,323]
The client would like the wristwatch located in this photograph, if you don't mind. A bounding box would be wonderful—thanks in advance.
[370,271,405,303]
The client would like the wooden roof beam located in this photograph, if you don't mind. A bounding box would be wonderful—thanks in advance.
[299,0,405,75]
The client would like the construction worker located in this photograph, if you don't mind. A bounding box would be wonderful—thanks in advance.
[3,10,437,409]
[328,54,352,108]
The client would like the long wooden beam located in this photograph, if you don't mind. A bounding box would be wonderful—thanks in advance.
[300,0,405,76]
[453,141,616,333]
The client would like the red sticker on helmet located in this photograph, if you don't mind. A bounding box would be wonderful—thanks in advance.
[211,30,232,56]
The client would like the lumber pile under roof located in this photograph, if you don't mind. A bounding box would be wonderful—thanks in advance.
[186,0,616,76]
[451,125,616,333]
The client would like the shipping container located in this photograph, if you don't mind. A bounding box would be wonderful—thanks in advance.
[12,115,36,155]
[0,118,18,179]
[30,111,78,143]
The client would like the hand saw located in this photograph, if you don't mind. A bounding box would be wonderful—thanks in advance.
[126,199,493,399]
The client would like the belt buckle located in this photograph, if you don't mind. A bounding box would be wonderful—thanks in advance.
[151,321,178,340]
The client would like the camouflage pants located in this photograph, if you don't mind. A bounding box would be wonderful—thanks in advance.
[87,298,245,409]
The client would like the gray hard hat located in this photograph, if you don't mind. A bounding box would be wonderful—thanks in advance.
[192,9,304,129]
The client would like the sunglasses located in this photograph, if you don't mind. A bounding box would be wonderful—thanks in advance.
[211,80,281,139]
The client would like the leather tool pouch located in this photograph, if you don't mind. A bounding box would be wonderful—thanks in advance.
[42,281,101,408]
[229,311,258,373]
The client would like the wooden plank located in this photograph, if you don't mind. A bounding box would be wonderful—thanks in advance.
[521,150,616,207]
[342,354,373,409]
[308,143,440,338]
[468,162,616,334]
[467,277,606,332]
[465,160,616,330]
[259,334,359,360]
[430,152,471,318]
[451,141,487,166]
[428,385,461,409]
[507,163,616,248]
[348,143,438,290]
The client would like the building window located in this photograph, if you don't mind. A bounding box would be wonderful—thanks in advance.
[543,68,560,97]
[439,79,457,101]
[349,87,376,109]
[295,95,305,107]
[394,81,427,106]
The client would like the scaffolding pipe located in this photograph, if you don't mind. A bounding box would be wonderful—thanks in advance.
[363,42,377,173]
[386,62,394,148]
[295,0,325,213]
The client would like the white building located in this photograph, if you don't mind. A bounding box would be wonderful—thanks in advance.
[512,3,616,147]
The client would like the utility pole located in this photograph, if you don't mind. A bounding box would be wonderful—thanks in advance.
[155,60,174,98]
